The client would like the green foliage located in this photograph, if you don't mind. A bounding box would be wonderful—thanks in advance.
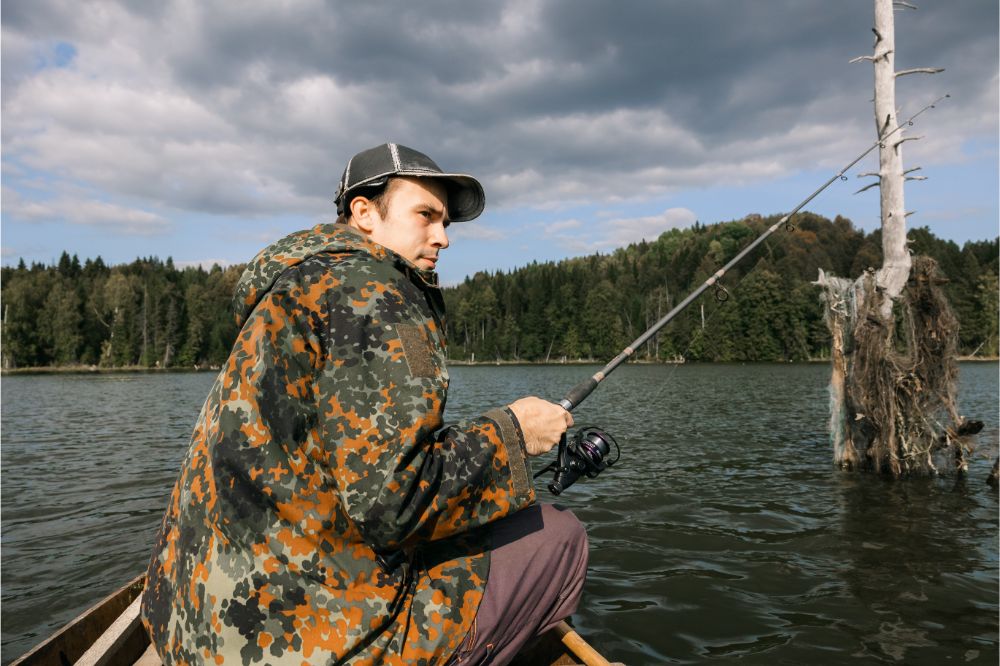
[1,256,240,369]
[44,276,84,364]
[1,216,996,368]
[442,214,998,363]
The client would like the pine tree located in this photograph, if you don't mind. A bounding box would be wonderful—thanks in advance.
[44,276,84,364]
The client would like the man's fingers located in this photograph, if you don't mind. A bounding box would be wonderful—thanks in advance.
[508,397,577,456]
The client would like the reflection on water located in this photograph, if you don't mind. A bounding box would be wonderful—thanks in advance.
[2,364,997,664]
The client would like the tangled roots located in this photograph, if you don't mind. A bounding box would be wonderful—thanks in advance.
[820,256,973,477]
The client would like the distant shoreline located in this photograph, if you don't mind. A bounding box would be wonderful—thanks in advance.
[1,365,214,376]
[4,356,997,375]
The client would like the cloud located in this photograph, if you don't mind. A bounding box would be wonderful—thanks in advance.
[917,206,997,224]
[3,188,170,235]
[604,208,698,246]
[449,223,506,241]
[546,207,698,254]
[545,219,583,234]
[0,0,995,253]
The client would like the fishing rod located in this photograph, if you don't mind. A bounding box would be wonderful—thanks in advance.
[541,94,949,495]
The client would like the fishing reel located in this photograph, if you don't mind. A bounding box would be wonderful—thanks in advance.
[536,426,621,496]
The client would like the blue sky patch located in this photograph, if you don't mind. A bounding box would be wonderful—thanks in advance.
[53,42,77,67]
[35,41,77,70]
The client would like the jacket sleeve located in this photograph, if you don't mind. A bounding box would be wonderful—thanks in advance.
[312,254,536,552]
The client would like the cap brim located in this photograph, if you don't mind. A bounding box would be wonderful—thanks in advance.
[385,170,483,222]
[336,170,486,222]
[431,174,485,223]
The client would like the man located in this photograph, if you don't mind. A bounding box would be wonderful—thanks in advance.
[141,143,588,665]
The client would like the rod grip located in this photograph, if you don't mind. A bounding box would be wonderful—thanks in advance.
[560,376,599,412]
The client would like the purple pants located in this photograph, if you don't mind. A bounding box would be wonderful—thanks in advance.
[447,503,589,665]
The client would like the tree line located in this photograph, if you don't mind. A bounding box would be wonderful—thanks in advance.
[443,213,997,363]
[2,213,996,369]
[2,254,241,369]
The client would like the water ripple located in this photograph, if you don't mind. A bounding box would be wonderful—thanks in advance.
[2,364,998,664]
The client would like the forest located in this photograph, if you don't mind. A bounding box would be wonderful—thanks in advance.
[1,213,996,369]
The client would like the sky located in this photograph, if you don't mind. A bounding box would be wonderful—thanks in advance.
[2,0,997,286]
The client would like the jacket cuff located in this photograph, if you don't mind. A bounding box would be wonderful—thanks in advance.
[484,407,533,501]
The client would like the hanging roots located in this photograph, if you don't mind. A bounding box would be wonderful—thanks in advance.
[818,256,976,477]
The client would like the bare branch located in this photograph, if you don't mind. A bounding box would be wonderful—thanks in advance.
[905,175,928,181]
[896,67,944,77]
[904,210,916,217]
[903,167,923,175]
[879,114,893,135]
[893,1,917,8]
[857,172,881,179]
[855,182,881,194]
[894,136,923,148]
[850,49,894,64]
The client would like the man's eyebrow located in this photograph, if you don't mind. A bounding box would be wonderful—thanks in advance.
[417,201,448,220]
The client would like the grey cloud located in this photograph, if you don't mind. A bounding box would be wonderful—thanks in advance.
[449,223,505,242]
[163,2,507,92]
[1,0,995,222]
[3,188,172,236]
[1,0,81,35]
[541,207,698,254]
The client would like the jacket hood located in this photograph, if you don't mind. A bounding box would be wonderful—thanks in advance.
[232,223,440,329]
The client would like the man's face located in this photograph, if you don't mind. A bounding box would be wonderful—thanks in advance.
[360,177,451,271]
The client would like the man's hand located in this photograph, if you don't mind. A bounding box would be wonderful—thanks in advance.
[508,397,574,457]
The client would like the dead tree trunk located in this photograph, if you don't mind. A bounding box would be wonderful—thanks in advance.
[141,282,150,366]
[871,0,910,313]
[815,0,978,478]
[2,304,11,369]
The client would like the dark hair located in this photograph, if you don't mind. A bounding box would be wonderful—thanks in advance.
[343,179,395,220]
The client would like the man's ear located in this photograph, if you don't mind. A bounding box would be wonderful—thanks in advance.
[349,196,379,233]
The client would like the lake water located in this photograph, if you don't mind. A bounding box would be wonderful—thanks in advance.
[2,363,997,664]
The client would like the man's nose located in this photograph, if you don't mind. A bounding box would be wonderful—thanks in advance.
[431,222,450,249]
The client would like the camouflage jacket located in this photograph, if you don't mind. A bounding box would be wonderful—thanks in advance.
[141,224,536,665]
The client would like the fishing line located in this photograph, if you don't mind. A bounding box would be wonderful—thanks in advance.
[674,218,811,363]
[610,219,800,416]
[538,94,949,495]
[557,93,949,414]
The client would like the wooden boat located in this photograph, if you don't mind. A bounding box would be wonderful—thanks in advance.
[12,576,614,666]
[11,575,150,666]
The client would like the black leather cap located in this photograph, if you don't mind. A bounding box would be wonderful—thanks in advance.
[334,143,486,222]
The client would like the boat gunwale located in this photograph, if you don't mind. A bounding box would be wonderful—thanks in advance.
[11,574,146,666]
